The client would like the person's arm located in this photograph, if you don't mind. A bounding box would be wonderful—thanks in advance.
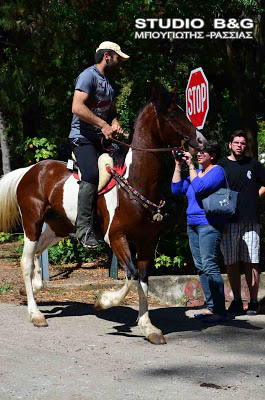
[190,166,226,194]
[259,186,265,198]
[172,158,182,183]
[183,151,198,181]
[72,90,113,140]
[257,160,265,188]
[171,155,189,195]
[108,102,124,135]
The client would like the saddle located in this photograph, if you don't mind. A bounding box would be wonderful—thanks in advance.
[67,153,127,196]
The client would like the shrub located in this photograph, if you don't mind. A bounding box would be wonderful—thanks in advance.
[16,137,58,165]
[0,232,11,242]
[48,238,107,265]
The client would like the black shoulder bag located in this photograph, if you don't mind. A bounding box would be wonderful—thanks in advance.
[202,167,238,217]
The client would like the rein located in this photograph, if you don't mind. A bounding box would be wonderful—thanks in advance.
[108,138,187,152]
[102,103,191,153]
[153,104,190,150]
[100,103,194,219]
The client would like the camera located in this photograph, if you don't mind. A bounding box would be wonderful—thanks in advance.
[173,150,184,160]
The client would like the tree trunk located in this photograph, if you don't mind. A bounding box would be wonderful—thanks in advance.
[223,39,261,158]
[237,88,258,158]
[0,112,11,174]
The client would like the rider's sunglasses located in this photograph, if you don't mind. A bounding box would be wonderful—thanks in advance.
[197,151,206,155]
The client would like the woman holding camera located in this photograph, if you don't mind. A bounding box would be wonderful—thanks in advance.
[171,141,227,322]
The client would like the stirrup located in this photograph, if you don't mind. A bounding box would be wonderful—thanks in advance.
[80,227,100,249]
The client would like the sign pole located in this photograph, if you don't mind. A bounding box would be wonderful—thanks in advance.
[39,223,49,281]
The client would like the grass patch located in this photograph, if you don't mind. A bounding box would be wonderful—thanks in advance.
[14,247,23,255]
[0,281,13,295]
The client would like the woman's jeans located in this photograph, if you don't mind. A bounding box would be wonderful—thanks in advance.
[187,224,226,316]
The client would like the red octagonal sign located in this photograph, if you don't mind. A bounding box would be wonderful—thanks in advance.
[186,67,209,130]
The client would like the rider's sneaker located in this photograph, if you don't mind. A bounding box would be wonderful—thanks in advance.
[246,300,259,316]
[227,298,244,314]
[80,228,100,249]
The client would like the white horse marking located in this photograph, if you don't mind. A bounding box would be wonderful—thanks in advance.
[32,224,62,292]
[137,280,164,340]
[103,186,118,245]
[21,236,41,318]
[124,148,133,179]
[103,149,133,245]
[63,175,79,224]
[95,279,134,310]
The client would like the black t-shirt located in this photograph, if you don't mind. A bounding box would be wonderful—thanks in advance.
[218,157,265,222]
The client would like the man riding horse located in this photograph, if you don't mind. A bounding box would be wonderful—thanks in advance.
[69,41,130,249]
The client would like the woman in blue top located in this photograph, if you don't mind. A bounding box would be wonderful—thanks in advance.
[171,141,227,322]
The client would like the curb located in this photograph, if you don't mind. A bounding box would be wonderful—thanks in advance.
[46,272,265,306]
[148,273,265,306]
[46,280,124,291]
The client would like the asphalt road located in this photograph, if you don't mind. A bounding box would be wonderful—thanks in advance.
[0,302,264,400]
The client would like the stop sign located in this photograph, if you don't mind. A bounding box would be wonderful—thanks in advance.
[186,67,209,129]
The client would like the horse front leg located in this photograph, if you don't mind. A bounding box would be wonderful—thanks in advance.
[20,224,61,296]
[21,236,48,327]
[19,254,44,296]
[94,236,138,310]
[137,246,166,345]
[32,224,62,293]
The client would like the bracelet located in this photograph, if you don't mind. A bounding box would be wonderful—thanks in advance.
[175,169,181,173]
[189,167,196,171]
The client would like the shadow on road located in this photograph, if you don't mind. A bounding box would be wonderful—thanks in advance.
[39,301,263,339]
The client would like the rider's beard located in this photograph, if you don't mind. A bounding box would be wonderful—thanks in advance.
[104,58,119,75]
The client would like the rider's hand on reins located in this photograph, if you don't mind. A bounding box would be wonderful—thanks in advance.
[102,122,114,140]
[111,121,123,135]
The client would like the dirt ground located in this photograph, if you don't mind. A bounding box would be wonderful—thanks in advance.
[0,240,167,308]
[1,242,265,400]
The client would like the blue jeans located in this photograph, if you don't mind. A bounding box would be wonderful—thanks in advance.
[187,224,226,316]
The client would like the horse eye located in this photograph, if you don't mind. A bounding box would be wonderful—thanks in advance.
[169,112,176,118]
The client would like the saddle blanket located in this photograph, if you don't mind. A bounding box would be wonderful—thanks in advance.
[72,164,127,195]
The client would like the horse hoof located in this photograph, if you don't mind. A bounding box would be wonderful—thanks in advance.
[19,286,27,296]
[148,332,166,345]
[94,299,103,311]
[31,315,48,327]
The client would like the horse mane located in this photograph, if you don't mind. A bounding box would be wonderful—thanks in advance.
[109,84,175,167]
[108,142,128,168]
[132,83,174,125]
[151,84,176,114]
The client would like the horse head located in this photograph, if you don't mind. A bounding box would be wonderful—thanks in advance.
[151,84,206,151]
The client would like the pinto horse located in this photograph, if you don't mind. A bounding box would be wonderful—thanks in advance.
[0,86,206,344]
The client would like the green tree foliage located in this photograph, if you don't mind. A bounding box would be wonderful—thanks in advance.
[1,0,265,272]
[1,0,264,164]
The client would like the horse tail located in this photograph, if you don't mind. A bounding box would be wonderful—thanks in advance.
[0,166,32,232]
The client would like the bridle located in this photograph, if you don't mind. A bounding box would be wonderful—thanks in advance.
[100,102,195,220]
[153,104,191,151]
[103,102,194,153]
